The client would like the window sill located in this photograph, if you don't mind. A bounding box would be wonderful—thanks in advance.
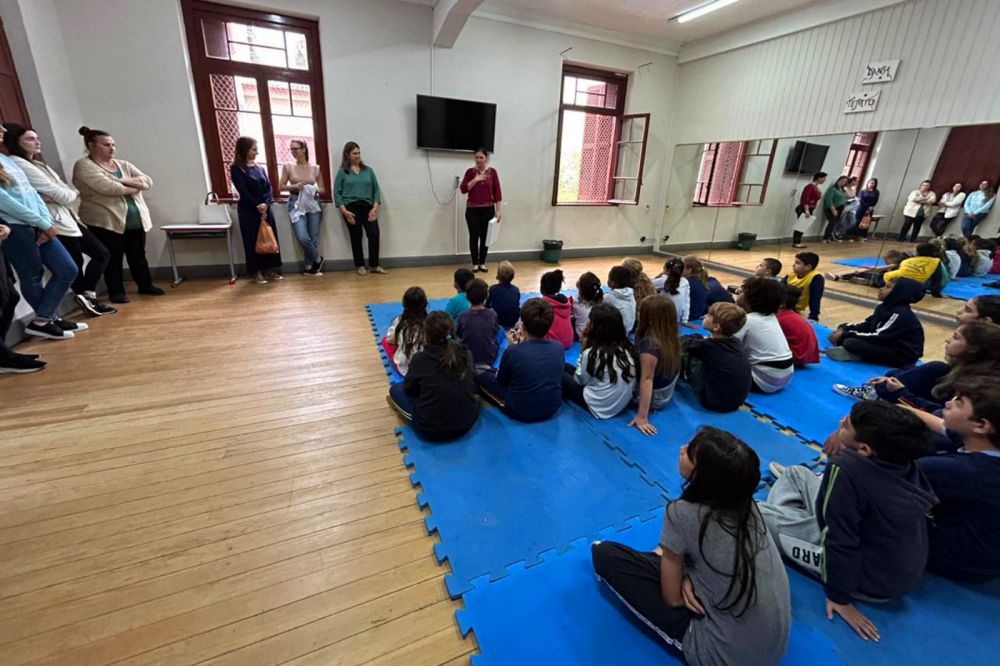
[553,202,617,207]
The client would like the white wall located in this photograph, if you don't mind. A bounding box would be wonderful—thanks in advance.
[674,0,1000,144]
[4,0,678,273]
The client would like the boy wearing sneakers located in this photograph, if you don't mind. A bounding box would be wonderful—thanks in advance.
[445,267,475,321]
[783,252,824,321]
[759,401,937,640]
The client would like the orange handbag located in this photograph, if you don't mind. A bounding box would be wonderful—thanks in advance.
[255,212,279,254]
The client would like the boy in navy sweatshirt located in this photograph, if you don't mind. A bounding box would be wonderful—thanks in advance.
[825,277,925,367]
[759,401,936,641]
[907,377,1000,582]
[486,260,521,329]
[475,298,564,422]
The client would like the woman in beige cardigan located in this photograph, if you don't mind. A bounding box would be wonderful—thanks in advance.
[72,126,162,303]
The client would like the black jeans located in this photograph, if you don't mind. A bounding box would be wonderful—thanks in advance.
[344,200,380,268]
[842,337,916,368]
[591,541,692,648]
[0,251,18,354]
[88,226,155,298]
[898,215,924,242]
[928,212,952,237]
[57,226,110,294]
[822,208,840,241]
[465,205,494,265]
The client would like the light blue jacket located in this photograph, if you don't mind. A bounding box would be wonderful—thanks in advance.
[964,190,995,217]
[0,153,52,229]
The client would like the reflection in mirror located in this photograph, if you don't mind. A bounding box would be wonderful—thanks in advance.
[660,143,722,261]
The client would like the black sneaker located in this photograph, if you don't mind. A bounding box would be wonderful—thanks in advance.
[75,293,102,316]
[12,352,40,360]
[54,318,89,333]
[110,293,130,304]
[92,300,117,315]
[25,320,74,340]
[138,286,166,296]
[0,355,46,374]
[315,256,326,273]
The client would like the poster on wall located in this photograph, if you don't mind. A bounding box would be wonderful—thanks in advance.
[861,59,900,84]
[843,90,882,114]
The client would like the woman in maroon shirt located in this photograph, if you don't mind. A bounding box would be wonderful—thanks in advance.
[791,171,826,248]
[460,148,502,273]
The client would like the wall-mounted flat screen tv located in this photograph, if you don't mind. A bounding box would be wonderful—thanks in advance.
[417,94,496,152]
[785,140,830,174]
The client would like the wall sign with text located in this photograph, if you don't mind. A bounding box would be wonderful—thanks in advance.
[861,59,900,84]
[843,90,882,114]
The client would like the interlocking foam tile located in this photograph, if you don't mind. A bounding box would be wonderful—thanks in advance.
[457,507,843,665]
[396,407,666,598]
[833,256,883,268]
[579,386,822,498]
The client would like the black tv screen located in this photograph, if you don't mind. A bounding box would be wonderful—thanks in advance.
[417,95,496,152]
[785,140,829,174]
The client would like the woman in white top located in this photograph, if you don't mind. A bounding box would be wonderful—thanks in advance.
[279,139,326,276]
[653,257,693,327]
[734,278,794,394]
[562,303,637,419]
[4,123,115,316]
[897,180,937,242]
[929,183,966,237]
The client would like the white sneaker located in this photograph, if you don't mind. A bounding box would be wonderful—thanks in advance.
[768,462,786,479]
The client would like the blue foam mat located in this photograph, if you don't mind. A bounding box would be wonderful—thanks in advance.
[833,256,883,268]
[397,407,666,598]
[579,386,821,497]
[831,257,997,300]
[458,507,1000,665]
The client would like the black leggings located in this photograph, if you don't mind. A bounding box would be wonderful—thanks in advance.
[591,541,692,648]
[344,200,380,268]
[88,226,155,297]
[898,215,924,242]
[465,205,494,265]
[822,208,840,241]
[0,251,18,353]
[57,225,110,294]
[928,213,951,237]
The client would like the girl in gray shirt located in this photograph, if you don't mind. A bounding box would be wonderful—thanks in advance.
[592,426,791,666]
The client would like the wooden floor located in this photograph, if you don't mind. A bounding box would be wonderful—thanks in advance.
[0,254,954,664]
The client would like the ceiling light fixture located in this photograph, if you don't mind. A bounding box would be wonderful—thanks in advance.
[674,0,740,24]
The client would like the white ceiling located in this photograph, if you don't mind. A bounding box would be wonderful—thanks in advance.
[403,0,825,53]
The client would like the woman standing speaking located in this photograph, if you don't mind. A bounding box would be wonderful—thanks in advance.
[460,148,502,273]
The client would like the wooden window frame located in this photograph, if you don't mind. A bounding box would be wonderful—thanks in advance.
[608,113,651,205]
[181,0,331,201]
[693,139,776,207]
[733,139,777,206]
[842,132,878,184]
[552,64,630,207]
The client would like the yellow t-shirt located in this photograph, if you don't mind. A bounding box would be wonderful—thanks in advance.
[883,256,940,284]
[785,270,819,312]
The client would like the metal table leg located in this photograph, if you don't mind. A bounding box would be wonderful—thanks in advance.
[226,226,238,284]
[166,233,183,286]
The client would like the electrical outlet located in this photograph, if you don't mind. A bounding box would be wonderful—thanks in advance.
[454,176,459,188]
[640,236,646,243]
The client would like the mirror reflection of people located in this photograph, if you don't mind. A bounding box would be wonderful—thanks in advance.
[961,180,995,238]
[792,171,826,248]
[843,176,858,199]
[898,180,936,243]
[847,178,880,240]
[930,183,966,238]
[460,148,502,273]
[821,175,848,243]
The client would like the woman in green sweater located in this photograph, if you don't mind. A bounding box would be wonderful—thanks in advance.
[334,141,384,275]
[821,175,849,242]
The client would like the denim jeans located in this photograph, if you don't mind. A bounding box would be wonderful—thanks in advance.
[290,208,322,266]
[1,223,77,320]
[962,213,986,238]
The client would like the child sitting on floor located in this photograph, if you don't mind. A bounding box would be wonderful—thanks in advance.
[629,295,681,436]
[593,426,791,666]
[572,271,603,339]
[623,257,657,305]
[783,252,824,321]
[445,267,476,321]
[476,297,564,423]
[681,302,753,413]
[759,401,936,641]
[388,312,479,441]
[457,278,499,374]
[486,260,521,329]
[909,377,1000,582]
[728,258,782,295]
[826,278,925,367]
[562,303,637,419]
[955,295,1000,325]
[540,269,573,350]
[776,286,820,367]
[653,257,693,328]
[734,277,795,393]
[825,249,907,287]
[682,255,733,320]
[604,265,637,332]
[384,286,427,376]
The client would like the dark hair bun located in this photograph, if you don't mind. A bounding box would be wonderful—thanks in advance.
[78,126,91,136]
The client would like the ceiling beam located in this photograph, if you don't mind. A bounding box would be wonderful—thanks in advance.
[433,0,484,48]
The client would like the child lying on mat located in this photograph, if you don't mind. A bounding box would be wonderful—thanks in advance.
[905,377,1000,583]
[383,286,427,376]
[592,426,791,665]
[629,295,681,436]
[824,249,907,287]
[681,302,752,413]
[562,303,637,419]
[388,312,479,441]
[760,402,936,641]
[475,298,564,423]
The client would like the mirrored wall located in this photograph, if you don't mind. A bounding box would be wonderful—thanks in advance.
[658,123,1000,316]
